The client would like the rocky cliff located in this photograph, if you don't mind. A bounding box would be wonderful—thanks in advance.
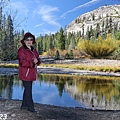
[65,4,120,36]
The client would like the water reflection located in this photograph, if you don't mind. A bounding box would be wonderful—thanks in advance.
[0,74,120,110]
[64,76,120,110]
[0,75,14,99]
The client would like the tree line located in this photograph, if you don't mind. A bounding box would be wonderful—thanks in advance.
[0,0,120,61]
[36,22,120,59]
[0,0,25,61]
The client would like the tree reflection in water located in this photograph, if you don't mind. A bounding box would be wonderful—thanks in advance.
[0,74,120,110]
[0,75,13,99]
[38,74,120,110]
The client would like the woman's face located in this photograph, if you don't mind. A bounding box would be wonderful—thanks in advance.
[24,37,33,47]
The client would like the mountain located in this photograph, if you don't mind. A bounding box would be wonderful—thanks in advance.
[65,4,120,36]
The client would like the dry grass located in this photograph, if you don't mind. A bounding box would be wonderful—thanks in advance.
[40,63,120,73]
[0,62,120,73]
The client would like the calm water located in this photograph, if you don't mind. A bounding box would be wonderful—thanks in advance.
[0,74,120,110]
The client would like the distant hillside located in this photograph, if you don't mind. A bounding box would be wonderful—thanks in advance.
[65,4,120,36]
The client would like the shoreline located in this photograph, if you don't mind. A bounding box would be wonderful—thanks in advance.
[0,99,120,120]
[37,66,120,77]
[0,66,120,77]
[1,58,120,76]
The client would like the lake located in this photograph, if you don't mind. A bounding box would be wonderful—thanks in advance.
[0,74,120,110]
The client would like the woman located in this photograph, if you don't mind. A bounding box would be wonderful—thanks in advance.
[18,32,41,113]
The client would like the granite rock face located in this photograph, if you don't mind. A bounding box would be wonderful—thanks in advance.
[65,5,120,35]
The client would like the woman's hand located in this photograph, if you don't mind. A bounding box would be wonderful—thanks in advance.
[33,58,38,64]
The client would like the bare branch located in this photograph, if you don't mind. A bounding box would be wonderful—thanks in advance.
[0,0,10,8]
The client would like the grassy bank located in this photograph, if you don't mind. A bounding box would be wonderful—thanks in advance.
[0,63,18,68]
[0,63,120,73]
[41,63,120,72]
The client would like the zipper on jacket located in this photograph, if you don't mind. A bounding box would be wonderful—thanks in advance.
[31,50,36,59]
[26,68,30,77]
[31,50,37,68]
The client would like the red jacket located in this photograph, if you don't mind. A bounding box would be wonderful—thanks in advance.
[18,45,41,81]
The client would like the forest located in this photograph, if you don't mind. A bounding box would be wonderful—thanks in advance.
[0,0,120,61]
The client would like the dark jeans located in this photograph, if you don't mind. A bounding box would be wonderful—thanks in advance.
[21,81,34,109]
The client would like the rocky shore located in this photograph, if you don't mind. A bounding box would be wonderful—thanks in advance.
[0,59,120,120]
[0,99,120,120]
[37,66,120,76]
[1,58,120,76]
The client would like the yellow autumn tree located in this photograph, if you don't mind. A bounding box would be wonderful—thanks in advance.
[77,34,120,58]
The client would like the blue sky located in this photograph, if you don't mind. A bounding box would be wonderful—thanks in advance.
[7,0,120,37]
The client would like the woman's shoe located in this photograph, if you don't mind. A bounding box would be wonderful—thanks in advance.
[27,108,38,113]
[20,106,28,110]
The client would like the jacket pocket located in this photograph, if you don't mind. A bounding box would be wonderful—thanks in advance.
[26,68,30,77]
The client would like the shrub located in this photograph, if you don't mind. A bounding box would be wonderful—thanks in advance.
[69,50,74,59]
[42,52,48,56]
[46,49,56,56]
[65,52,70,59]
[55,50,60,60]
[65,50,74,59]
[77,34,119,58]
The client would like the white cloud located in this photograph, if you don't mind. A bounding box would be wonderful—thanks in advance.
[34,23,44,28]
[34,5,60,27]
[40,28,58,35]
[61,0,102,18]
